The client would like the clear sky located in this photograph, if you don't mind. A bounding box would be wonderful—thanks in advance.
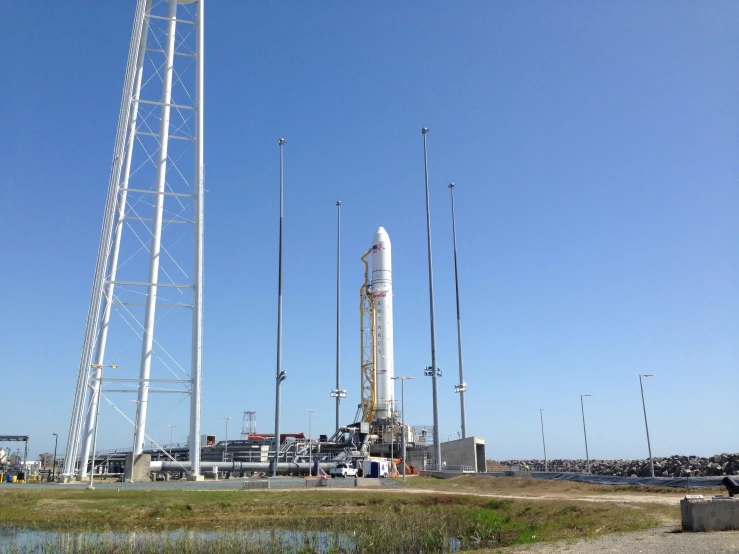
[1,1,737,462]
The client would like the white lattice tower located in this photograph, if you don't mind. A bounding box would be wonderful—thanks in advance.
[241,411,257,438]
[63,0,205,479]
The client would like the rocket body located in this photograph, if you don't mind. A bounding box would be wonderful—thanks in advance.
[371,227,394,420]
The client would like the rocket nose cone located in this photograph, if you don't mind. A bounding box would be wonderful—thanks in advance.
[373,226,390,243]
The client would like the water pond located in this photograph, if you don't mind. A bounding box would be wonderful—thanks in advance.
[0,527,462,553]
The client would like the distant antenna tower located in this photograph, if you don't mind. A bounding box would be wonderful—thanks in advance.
[241,411,257,438]
[62,0,205,479]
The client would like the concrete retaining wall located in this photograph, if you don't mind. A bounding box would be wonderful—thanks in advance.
[427,437,485,472]
[305,478,329,487]
[420,471,466,479]
[681,495,739,531]
[354,477,382,487]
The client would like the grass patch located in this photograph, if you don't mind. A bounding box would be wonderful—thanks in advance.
[405,474,724,497]
[0,488,672,552]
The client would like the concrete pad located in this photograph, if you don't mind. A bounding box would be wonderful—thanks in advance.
[186,474,204,482]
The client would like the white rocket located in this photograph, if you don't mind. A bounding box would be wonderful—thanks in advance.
[371,227,395,420]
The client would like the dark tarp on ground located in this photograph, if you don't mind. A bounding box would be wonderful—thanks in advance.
[483,471,724,488]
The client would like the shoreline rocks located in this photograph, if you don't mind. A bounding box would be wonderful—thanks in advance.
[494,453,739,477]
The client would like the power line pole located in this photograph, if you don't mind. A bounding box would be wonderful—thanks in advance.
[540,409,547,472]
[639,374,655,478]
[580,394,591,473]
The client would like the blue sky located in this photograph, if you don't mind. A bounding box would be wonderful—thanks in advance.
[1,1,737,462]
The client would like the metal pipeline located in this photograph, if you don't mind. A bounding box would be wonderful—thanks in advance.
[150,461,336,475]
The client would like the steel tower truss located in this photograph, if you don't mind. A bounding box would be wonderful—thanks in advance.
[63,0,205,479]
[359,252,376,423]
[241,411,257,438]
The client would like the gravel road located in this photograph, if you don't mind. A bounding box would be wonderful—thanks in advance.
[503,527,739,553]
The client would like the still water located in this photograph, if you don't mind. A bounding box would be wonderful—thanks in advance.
[0,528,355,553]
[0,526,463,553]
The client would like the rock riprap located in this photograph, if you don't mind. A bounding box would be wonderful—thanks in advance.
[494,453,739,477]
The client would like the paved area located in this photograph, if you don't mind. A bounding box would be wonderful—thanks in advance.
[504,527,739,553]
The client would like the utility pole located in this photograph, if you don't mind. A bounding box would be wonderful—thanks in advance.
[580,394,591,473]
[306,409,315,476]
[388,401,394,466]
[167,424,178,456]
[52,433,58,481]
[220,417,232,461]
[639,374,655,478]
[540,409,547,472]
[393,376,413,482]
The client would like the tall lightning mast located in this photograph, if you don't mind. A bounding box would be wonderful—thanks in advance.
[449,183,467,439]
[421,127,442,468]
[64,0,205,480]
[330,201,346,431]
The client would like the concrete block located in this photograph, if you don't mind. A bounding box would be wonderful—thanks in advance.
[681,495,739,531]
[305,478,329,487]
[186,474,205,482]
[243,479,270,489]
[355,477,381,487]
[124,454,151,483]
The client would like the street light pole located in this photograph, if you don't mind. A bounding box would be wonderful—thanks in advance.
[52,433,58,481]
[167,424,178,456]
[393,376,414,482]
[306,409,315,476]
[220,417,233,461]
[540,409,547,472]
[639,374,655,478]
[421,126,442,469]
[580,394,591,473]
